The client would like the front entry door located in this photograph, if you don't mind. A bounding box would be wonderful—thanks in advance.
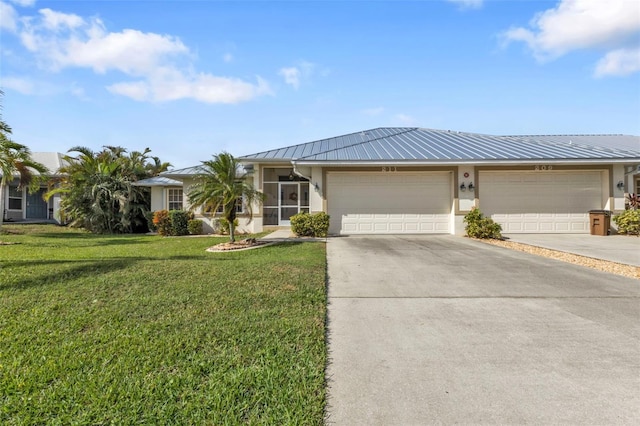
[26,189,49,219]
[280,183,299,226]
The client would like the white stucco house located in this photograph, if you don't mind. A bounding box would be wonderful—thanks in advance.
[2,152,65,223]
[140,127,640,235]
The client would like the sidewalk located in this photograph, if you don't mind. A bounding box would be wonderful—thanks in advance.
[504,234,640,267]
[260,228,327,242]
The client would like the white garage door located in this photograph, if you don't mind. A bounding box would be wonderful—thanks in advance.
[327,172,452,235]
[480,171,603,233]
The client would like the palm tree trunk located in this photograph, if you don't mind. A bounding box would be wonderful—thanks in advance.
[0,177,6,231]
[229,219,235,243]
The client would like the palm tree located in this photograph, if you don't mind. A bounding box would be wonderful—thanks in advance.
[0,133,49,229]
[47,146,170,233]
[188,152,263,242]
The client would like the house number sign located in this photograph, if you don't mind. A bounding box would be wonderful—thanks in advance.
[381,166,398,172]
[534,165,553,171]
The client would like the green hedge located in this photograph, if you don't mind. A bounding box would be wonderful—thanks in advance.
[152,210,191,236]
[463,208,502,239]
[188,219,204,235]
[290,212,330,237]
[613,209,640,235]
[169,210,190,236]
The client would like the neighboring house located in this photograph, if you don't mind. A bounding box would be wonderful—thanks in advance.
[145,127,640,235]
[2,152,65,223]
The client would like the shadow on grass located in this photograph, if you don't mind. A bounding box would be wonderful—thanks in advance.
[0,255,236,292]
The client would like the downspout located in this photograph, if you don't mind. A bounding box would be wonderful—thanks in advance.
[292,160,322,197]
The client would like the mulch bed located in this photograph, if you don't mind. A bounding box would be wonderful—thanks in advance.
[206,238,274,252]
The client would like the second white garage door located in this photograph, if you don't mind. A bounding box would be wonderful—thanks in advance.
[480,171,604,233]
[327,172,452,235]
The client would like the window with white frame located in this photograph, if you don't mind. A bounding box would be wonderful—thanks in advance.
[8,186,22,210]
[167,188,183,210]
[216,197,244,214]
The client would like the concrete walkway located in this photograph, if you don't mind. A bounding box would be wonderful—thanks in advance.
[504,233,640,267]
[325,235,640,425]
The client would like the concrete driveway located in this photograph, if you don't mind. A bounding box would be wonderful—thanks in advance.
[325,235,640,425]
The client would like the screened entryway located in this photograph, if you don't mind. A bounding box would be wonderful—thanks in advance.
[262,168,310,226]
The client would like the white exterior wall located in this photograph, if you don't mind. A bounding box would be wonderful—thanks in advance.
[150,187,165,211]
[310,166,324,213]
[458,166,476,212]
[612,164,626,211]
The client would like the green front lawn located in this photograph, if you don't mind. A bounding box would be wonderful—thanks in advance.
[0,225,327,425]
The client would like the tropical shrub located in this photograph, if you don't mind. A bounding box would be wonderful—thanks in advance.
[291,212,330,237]
[169,210,190,236]
[219,218,239,235]
[464,208,502,239]
[153,210,172,236]
[291,212,313,237]
[311,212,330,237]
[145,211,156,232]
[188,219,203,235]
[45,146,170,234]
[613,209,640,235]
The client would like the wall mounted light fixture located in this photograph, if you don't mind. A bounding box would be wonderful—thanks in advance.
[617,181,625,191]
[468,182,475,191]
[289,170,295,180]
[314,182,319,191]
[459,183,466,192]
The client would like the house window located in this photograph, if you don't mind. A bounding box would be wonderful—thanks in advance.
[216,197,244,214]
[8,186,22,210]
[167,188,183,210]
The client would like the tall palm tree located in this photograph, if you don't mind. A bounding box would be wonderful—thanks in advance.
[0,133,49,229]
[188,152,263,242]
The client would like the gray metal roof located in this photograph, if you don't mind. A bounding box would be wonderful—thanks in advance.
[20,152,67,175]
[239,127,640,164]
[160,165,206,177]
[502,134,639,153]
[133,176,183,187]
[160,164,247,178]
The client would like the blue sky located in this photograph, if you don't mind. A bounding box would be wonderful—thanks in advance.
[1,0,639,169]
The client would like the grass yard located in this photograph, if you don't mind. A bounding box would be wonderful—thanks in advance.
[0,225,327,425]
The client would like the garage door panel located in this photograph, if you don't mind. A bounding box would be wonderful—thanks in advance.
[328,172,451,235]
[481,171,602,234]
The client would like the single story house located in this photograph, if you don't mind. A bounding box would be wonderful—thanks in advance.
[2,152,65,223]
[144,127,640,235]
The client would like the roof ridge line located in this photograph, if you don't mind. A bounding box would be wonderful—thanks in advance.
[293,127,419,161]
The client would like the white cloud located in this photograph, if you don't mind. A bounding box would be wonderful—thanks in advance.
[9,0,36,6]
[8,6,271,103]
[1,75,35,94]
[446,0,483,10]
[0,1,18,32]
[502,0,640,76]
[362,107,385,116]
[108,71,271,104]
[2,75,89,99]
[594,47,640,77]
[39,8,84,31]
[279,67,301,89]
[279,61,316,89]
[395,113,417,125]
